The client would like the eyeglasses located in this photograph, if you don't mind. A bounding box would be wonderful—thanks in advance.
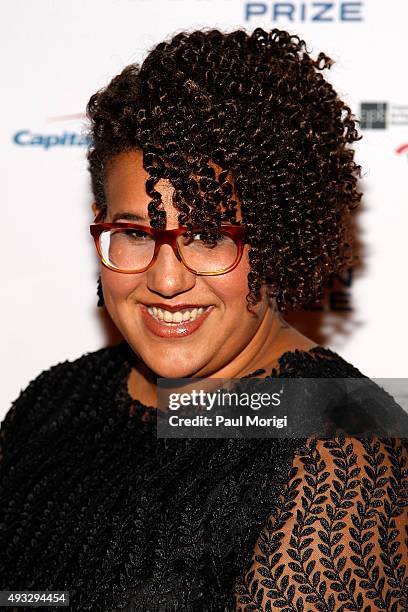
[89,217,246,276]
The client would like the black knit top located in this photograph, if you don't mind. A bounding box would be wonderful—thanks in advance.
[1,342,408,612]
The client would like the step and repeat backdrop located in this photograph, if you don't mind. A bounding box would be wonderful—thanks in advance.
[1,0,407,415]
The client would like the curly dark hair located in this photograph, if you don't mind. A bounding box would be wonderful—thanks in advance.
[86,27,362,313]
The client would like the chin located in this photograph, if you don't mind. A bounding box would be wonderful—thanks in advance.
[136,342,208,378]
[147,360,199,379]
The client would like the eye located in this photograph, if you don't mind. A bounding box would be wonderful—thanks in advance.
[121,229,153,240]
[191,231,225,242]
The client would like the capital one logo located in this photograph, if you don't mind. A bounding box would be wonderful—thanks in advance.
[12,113,89,149]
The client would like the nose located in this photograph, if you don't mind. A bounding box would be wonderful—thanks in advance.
[146,243,196,297]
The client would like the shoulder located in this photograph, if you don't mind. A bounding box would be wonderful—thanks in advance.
[234,435,408,611]
[4,342,124,412]
[273,347,408,437]
[0,342,128,462]
[274,345,366,378]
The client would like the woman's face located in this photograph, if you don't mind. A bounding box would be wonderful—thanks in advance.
[95,149,270,378]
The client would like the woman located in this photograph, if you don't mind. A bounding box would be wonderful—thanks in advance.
[1,27,407,612]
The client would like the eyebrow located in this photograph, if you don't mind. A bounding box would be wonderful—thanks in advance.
[111,211,149,223]
[111,211,238,226]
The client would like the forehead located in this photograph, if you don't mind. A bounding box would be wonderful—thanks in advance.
[104,149,241,222]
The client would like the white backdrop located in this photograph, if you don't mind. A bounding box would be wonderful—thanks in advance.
[2,0,407,417]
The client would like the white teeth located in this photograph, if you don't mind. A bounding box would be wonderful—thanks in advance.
[163,310,173,322]
[146,306,206,323]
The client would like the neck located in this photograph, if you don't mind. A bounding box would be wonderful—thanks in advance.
[207,304,288,380]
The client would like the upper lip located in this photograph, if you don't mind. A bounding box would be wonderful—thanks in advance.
[142,303,211,312]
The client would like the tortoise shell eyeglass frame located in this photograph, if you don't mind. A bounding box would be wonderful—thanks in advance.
[89,211,247,276]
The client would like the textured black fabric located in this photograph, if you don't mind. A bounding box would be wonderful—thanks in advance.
[0,343,407,611]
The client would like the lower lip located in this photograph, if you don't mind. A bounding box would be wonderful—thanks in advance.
[140,305,214,338]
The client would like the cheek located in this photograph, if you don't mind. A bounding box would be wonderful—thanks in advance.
[206,245,251,303]
[101,268,141,298]
[100,268,144,339]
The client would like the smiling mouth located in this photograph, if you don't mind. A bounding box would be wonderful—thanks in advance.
[140,304,214,338]
[146,305,208,324]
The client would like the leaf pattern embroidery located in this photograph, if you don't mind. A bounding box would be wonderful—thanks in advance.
[235,435,408,612]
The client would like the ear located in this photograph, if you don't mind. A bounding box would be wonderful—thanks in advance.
[92,202,105,222]
[91,202,100,217]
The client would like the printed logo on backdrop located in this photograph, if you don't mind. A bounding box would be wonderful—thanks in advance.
[305,268,353,312]
[244,1,364,22]
[360,102,408,129]
[12,113,89,150]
